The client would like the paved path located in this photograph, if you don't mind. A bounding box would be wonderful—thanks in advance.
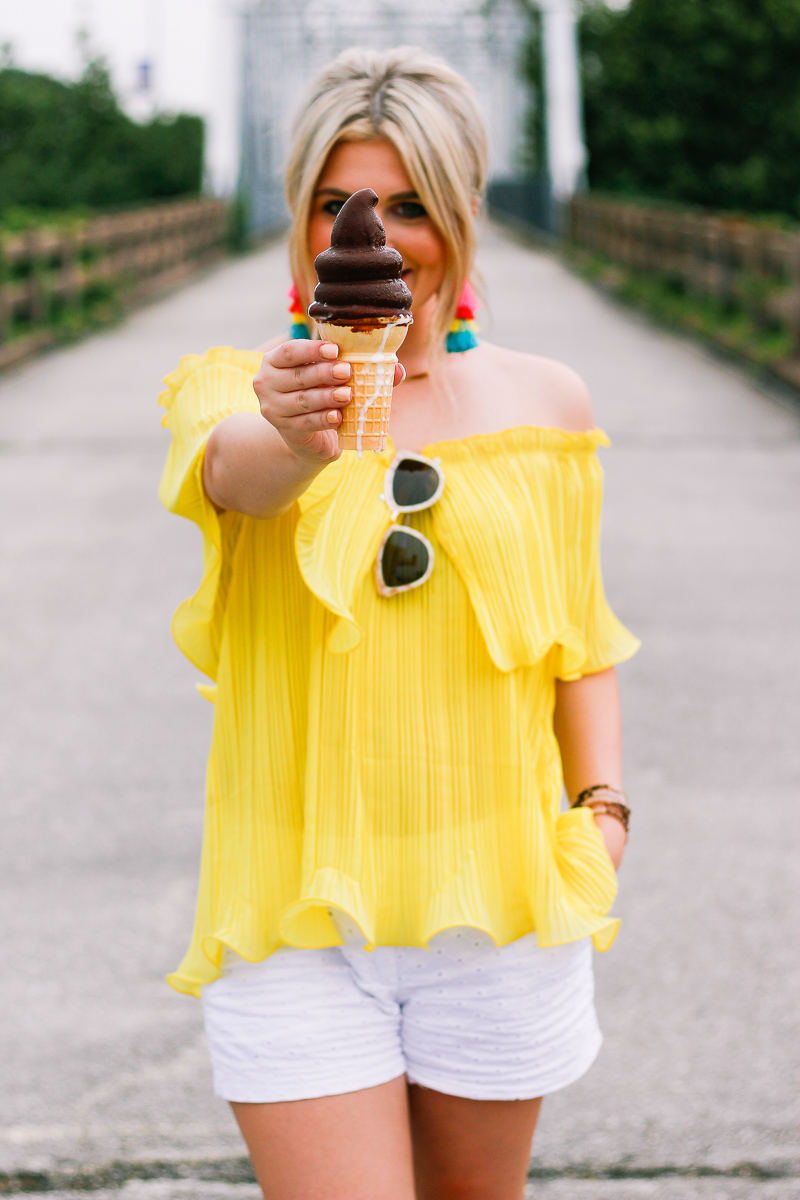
[1,227,799,1199]
[23,1182,800,1200]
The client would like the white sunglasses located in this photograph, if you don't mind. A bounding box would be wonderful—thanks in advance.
[375,452,446,598]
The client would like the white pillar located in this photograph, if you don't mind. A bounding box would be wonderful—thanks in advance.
[540,0,587,200]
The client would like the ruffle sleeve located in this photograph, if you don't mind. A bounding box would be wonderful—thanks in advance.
[294,451,392,653]
[428,427,640,678]
[158,346,263,678]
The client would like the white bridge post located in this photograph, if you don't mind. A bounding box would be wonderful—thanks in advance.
[539,0,587,209]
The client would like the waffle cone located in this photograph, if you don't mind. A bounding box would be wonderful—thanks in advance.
[317,317,410,452]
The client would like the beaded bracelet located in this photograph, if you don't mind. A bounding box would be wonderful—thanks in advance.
[571,784,630,835]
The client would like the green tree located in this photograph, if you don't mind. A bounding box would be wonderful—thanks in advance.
[578,0,800,217]
[0,58,204,215]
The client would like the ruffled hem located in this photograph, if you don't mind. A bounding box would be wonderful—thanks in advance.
[167,910,619,998]
[157,345,262,416]
[427,431,639,674]
[158,346,262,678]
[166,807,619,997]
[291,427,639,675]
[555,623,641,682]
[294,451,390,654]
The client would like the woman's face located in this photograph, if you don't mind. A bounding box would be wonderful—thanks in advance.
[307,138,447,312]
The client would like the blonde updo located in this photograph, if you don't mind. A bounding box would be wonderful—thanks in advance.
[286,46,488,353]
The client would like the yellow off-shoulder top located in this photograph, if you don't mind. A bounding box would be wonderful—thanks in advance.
[159,347,640,997]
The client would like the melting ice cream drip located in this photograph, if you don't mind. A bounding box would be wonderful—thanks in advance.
[355,317,405,458]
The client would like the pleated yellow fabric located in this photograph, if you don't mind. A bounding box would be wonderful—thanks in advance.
[159,348,640,997]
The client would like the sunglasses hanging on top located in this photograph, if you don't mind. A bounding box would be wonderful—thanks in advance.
[375,452,445,597]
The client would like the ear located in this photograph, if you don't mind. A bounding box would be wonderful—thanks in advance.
[470,195,480,217]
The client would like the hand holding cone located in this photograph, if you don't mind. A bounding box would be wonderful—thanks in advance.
[309,189,412,454]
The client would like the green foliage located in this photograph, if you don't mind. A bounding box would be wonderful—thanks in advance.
[579,0,800,218]
[226,194,250,253]
[569,247,795,366]
[0,205,91,233]
[0,59,204,215]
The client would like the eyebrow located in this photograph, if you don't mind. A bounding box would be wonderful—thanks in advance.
[315,187,420,202]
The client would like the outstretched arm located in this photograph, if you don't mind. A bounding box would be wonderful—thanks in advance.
[203,338,405,519]
[553,666,627,869]
[203,339,348,519]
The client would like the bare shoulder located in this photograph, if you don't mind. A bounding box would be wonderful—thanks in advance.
[478,342,594,432]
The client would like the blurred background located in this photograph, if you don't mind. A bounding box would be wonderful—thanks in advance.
[4,0,800,380]
[1,3,799,1199]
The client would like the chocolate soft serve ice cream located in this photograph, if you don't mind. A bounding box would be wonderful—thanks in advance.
[309,187,412,324]
[309,188,412,454]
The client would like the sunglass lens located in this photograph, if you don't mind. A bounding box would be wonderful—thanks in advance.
[381,529,430,589]
[392,459,440,508]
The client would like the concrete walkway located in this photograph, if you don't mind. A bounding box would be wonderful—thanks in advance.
[1,226,799,1200]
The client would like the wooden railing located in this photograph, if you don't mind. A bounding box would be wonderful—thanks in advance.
[568,194,800,386]
[0,197,229,371]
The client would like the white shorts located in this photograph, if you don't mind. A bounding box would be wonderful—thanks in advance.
[201,921,602,1103]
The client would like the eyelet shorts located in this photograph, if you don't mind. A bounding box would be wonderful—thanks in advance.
[201,920,601,1103]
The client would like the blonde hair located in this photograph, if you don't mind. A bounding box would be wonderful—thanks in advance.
[286,46,488,354]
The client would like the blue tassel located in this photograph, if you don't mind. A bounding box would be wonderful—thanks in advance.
[291,314,478,349]
[446,327,479,353]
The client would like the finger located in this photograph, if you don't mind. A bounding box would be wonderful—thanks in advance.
[270,357,352,396]
[277,385,352,418]
[284,407,345,436]
[266,339,339,370]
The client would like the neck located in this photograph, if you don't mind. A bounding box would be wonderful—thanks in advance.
[397,292,438,377]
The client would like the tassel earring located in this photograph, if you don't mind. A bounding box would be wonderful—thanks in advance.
[288,283,311,338]
[291,281,479,349]
[446,280,480,353]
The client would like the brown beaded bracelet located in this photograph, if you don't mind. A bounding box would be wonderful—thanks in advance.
[571,785,630,835]
[574,784,628,806]
[580,800,630,835]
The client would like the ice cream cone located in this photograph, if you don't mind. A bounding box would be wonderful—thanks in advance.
[317,317,411,453]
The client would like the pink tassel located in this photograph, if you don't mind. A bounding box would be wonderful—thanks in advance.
[455,280,478,321]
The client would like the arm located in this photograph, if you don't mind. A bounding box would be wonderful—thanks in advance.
[203,412,332,519]
[203,339,349,519]
[202,339,405,520]
[553,666,627,869]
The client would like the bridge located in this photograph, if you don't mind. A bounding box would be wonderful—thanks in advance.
[1,226,798,1199]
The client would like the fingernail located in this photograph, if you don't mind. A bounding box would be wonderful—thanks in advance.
[333,387,351,403]
[320,343,339,359]
[331,362,351,380]
[326,409,341,424]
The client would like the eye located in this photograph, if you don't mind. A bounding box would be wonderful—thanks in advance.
[322,199,346,217]
[394,201,428,220]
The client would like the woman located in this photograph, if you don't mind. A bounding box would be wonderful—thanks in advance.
[159,46,639,1200]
